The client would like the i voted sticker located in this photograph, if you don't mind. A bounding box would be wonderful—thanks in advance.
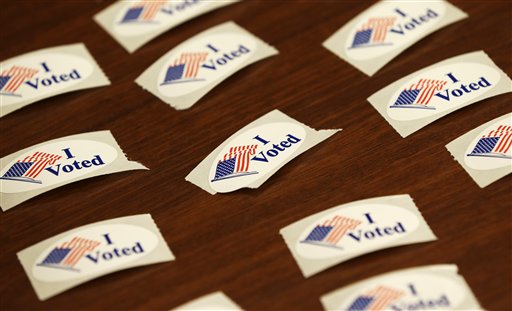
[155,33,258,98]
[94,0,240,53]
[172,292,244,311]
[208,123,305,193]
[280,195,436,277]
[17,214,174,300]
[446,113,512,188]
[320,265,483,311]
[0,43,110,117]
[368,51,512,137]
[0,131,147,211]
[186,110,340,194]
[323,0,467,76]
[136,21,278,110]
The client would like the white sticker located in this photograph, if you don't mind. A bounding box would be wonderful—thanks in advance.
[320,265,482,311]
[323,0,467,76]
[0,131,147,211]
[0,43,110,117]
[186,110,340,194]
[446,113,512,188]
[171,292,244,311]
[280,195,436,278]
[17,214,174,301]
[368,51,512,137]
[94,0,240,53]
[136,21,278,110]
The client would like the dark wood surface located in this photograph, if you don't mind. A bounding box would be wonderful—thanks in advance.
[1,0,511,310]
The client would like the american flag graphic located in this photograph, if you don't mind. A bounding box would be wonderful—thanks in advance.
[38,237,101,271]
[347,285,405,311]
[391,79,448,109]
[161,52,209,85]
[0,152,62,184]
[0,66,39,96]
[301,215,361,249]
[211,145,259,182]
[351,17,396,48]
[120,0,165,23]
[467,125,512,159]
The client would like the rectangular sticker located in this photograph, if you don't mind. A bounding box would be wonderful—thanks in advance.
[446,113,511,188]
[320,264,483,311]
[323,0,467,76]
[1,43,110,117]
[135,21,278,110]
[172,292,243,310]
[17,214,174,301]
[186,109,339,194]
[94,0,240,53]
[280,195,436,278]
[368,51,512,137]
[0,130,147,211]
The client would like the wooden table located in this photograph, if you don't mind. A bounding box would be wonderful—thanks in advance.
[1,0,510,310]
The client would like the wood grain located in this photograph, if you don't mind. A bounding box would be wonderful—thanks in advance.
[0,0,510,310]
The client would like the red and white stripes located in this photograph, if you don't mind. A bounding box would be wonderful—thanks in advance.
[0,66,39,93]
[408,79,447,105]
[365,285,405,310]
[223,144,258,173]
[485,125,512,154]
[60,237,101,267]
[173,52,209,79]
[323,215,361,245]
[19,152,62,178]
[361,17,396,43]
[134,0,165,21]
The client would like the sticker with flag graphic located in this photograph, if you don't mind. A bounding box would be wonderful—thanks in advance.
[368,51,512,137]
[136,21,278,110]
[446,112,512,188]
[94,0,241,53]
[320,265,483,311]
[17,214,175,301]
[0,131,147,212]
[186,110,340,194]
[323,1,468,76]
[280,195,437,277]
[0,43,110,117]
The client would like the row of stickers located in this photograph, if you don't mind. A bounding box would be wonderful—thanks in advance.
[17,195,480,310]
[2,0,510,308]
[1,109,510,211]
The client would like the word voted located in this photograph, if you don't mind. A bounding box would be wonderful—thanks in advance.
[347,213,407,242]
[25,62,82,90]
[201,44,251,71]
[251,134,302,163]
[389,8,439,36]
[435,73,492,102]
[391,283,452,311]
[85,233,145,264]
[44,148,105,176]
